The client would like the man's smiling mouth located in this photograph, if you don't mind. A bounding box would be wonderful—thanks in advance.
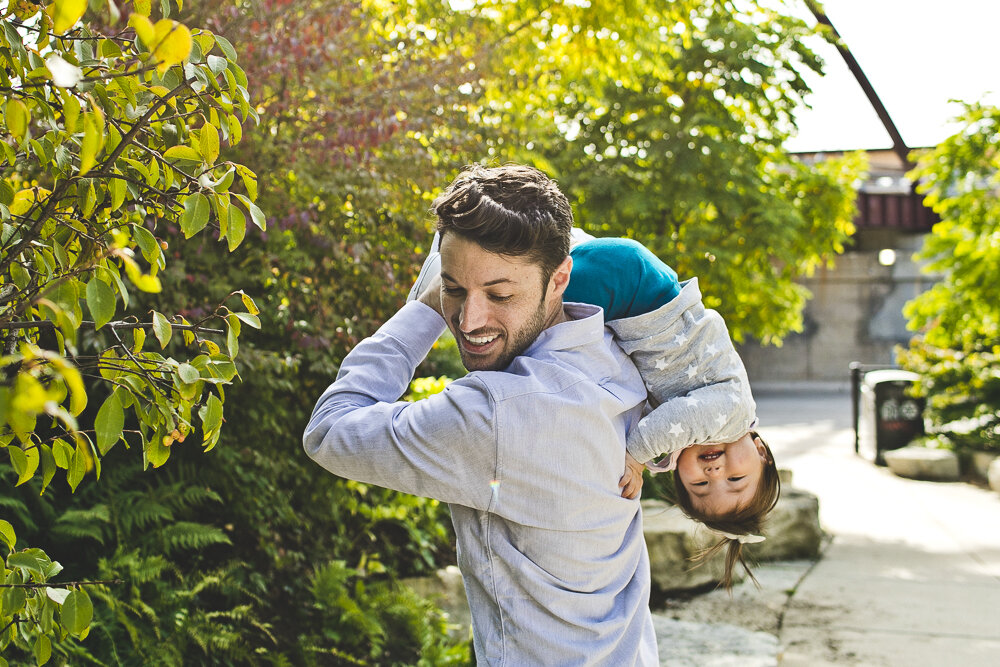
[463,333,498,346]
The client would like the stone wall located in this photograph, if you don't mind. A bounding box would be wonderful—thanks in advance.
[737,234,940,386]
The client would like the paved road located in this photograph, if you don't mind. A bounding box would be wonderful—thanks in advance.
[756,387,1000,666]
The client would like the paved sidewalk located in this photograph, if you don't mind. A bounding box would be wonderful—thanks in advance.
[656,386,1000,666]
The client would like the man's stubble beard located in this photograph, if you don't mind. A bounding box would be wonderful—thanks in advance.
[458,294,550,372]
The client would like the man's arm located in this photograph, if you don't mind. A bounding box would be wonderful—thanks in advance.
[303,301,497,509]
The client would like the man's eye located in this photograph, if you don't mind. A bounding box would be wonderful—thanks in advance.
[442,286,464,296]
[489,294,513,303]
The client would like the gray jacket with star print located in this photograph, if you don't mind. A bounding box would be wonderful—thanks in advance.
[606,277,757,468]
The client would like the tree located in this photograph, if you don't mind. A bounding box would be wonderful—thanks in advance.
[899,102,1000,453]
[1,0,260,658]
[460,0,863,343]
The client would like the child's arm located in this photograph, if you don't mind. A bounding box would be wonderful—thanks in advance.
[608,278,756,468]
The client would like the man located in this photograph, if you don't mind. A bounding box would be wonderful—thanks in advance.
[303,164,658,665]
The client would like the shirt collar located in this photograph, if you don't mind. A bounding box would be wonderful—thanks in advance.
[522,302,605,357]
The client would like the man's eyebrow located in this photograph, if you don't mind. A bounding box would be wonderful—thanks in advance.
[440,272,514,288]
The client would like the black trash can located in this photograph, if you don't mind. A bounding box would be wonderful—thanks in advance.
[858,369,925,465]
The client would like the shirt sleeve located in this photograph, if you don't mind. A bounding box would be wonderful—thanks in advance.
[302,301,498,510]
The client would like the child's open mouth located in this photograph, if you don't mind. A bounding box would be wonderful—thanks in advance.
[698,450,723,461]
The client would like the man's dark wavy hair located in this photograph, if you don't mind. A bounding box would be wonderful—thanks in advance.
[431,164,573,284]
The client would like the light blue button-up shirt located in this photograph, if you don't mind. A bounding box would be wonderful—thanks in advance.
[304,300,658,665]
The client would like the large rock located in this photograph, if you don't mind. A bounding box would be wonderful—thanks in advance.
[970,451,998,482]
[642,501,733,594]
[747,487,823,561]
[883,446,961,481]
[989,457,1000,495]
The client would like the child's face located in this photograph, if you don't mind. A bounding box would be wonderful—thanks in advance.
[675,433,770,518]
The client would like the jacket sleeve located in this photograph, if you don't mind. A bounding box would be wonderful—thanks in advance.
[606,278,757,465]
[302,301,498,510]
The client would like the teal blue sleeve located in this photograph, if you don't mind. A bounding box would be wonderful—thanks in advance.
[564,238,681,320]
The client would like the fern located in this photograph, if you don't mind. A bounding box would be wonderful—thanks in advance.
[157,521,232,554]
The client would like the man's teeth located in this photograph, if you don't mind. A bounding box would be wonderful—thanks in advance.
[464,333,498,345]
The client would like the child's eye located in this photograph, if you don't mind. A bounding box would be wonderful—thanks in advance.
[691,481,708,486]
[727,476,746,482]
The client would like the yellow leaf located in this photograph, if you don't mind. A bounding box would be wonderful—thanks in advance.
[152,20,192,74]
[10,187,51,216]
[133,0,151,17]
[79,110,105,175]
[200,123,220,164]
[128,14,155,48]
[48,0,87,34]
[5,99,29,141]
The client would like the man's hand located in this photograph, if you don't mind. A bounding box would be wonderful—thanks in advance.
[619,452,645,499]
[417,274,444,316]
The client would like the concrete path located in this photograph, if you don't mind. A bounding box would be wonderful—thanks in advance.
[657,386,1000,666]
[760,387,1000,666]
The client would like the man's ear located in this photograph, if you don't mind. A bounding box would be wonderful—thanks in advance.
[547,255,573,299]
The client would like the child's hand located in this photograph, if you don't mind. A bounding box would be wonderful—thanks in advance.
[619,453,645,499]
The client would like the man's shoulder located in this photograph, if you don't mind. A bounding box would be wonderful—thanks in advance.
[477,330,644,406]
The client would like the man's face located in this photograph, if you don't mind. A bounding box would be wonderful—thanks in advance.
[438,234,566,372]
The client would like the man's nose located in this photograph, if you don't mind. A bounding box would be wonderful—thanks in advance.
[460,294,489,331]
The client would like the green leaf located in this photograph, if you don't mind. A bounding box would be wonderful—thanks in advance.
[95,390,124,455]
[200,123,220,164]
[180,192,210,237]
[33,634,51,666]
[162,145,201,163]
[7,551,45,576]
[5,99,29,142]
[177,362,199,384]
[132,224,159,263]
[0,519,15,552]
[46,588,71,605]
[199,393,223,437]
[227,203,246,251]
[60,590,93,636]
[49,0,87,33]
[234,311,261,329]
[67,444,87,491]
[152,310,172,348]
[16,446,38,486]
[39,443,56,494]
[109,175,126,209]
[145,430,171,468]
[214,34,237,61]
[85,278,116,330]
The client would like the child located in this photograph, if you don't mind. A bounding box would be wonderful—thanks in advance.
[409,230,780,588]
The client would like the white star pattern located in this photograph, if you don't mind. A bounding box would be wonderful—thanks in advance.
[705,342,718,355]
[683,396,701,406]
[673,332,689,346]
[655,357,670,371]
[715,413,728,426]
[685,364,698,380]
[669,422,685,436]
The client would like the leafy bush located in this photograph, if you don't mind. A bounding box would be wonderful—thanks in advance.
[900,102,1000,454]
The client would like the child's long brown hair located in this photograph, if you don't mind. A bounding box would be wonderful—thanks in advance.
[673,431,780,590]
